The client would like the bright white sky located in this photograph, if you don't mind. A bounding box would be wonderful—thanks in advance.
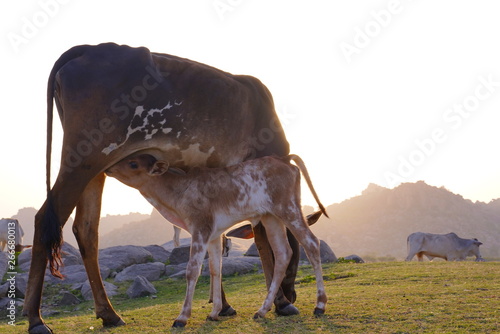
[1,0,500,218]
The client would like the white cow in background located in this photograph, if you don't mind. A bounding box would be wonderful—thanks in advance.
[0,218,27,252]
[406,232,484,262]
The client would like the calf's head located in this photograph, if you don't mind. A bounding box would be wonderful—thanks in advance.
[106,154,169,187]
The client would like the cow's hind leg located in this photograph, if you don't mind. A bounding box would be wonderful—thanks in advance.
[23,201,54,334]
[24,182,85,333]
[73,174,125,327]
[254,216,292,319]
[253,223,299,316]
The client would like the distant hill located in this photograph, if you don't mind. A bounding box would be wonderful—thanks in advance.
[10,207,150,248]
[99,209,189,248]
[311,181,500,259]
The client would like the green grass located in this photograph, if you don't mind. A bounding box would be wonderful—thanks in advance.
[2,261,499,333]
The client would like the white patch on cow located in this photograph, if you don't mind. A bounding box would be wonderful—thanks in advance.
[180,144,215,166]
[102,101,182,155]
[144,129,158,140]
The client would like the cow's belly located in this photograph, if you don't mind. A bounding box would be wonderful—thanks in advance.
[120,135,246,170]
[422,250,447,260]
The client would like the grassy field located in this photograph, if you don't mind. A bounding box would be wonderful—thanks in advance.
[2,261,499,333]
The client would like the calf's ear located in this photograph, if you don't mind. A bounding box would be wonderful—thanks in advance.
[149,161,169,175]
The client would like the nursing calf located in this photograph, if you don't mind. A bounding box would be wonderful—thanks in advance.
[106,154,328,327]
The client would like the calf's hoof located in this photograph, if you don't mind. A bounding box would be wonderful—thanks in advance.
[219,305,237,317]
[275,303,300,316]
[253,312,264,320]
[313,307,325,317]
[172,320,186,328]
[28,324,54,334]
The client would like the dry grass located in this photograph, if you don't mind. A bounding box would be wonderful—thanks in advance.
[2,261,499,333]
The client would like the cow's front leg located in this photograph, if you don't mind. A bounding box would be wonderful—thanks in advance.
[173,233,209,327]
[206,237,223,321]
[73,174,124,327]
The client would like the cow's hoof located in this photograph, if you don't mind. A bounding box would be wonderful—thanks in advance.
[206,315,218,321]
[102,317,126,327]
[172,320,186,328]
[313,307,325,317]
[219,305,237,316]
[28,324,54,334]
[275,303,300,316]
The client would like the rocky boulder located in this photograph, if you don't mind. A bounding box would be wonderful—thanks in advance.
[81,280,118,301]
[0,252,8,279]
[144,245,171,263]
[114,262,165,282]
[344,254,365,263]
[127,276,157,298]
[300,240,337,264]
[99,245,153,272]
[201,257,261,277]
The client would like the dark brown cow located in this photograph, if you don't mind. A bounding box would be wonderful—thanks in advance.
[23,43,301,333]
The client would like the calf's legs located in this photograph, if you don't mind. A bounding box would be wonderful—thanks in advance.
[173,233,210,327]
[283,215,327,315]
[206,237,223,321]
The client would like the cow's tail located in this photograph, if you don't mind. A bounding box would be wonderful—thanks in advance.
[43,45,88,278]
[288,155,329,218]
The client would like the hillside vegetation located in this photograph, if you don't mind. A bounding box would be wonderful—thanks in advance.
[2,261,498,333]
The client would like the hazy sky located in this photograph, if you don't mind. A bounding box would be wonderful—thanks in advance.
[1,0,500,218]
